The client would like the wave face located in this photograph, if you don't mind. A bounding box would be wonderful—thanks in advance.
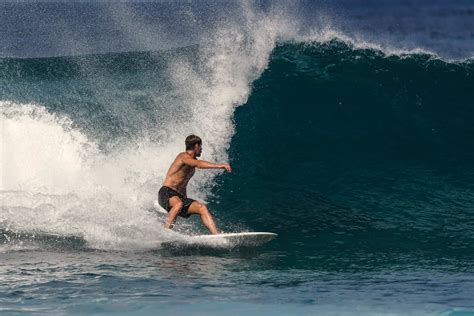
[216,41,474,268]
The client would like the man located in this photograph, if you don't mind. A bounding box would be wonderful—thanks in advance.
[158,135,232,234]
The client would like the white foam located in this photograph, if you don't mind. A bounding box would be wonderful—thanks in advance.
[296,27,441,59]
[1,102,97,194]
[0,101,183,249]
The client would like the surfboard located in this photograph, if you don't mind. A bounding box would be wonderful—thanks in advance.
[161,232,277,249]
[153,200,168,214]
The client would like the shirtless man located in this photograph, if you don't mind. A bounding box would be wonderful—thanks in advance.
[158,135,232,234]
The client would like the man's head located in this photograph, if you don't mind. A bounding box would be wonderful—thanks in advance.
[185,134,202,157]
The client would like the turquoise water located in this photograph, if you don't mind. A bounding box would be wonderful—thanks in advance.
[1,1,474,315]
[2,250,474,315]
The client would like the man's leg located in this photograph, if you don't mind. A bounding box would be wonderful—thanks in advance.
[187,201,219,235]
[165,196,183,229]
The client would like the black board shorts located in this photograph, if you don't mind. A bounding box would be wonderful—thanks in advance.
[158,186,195,218]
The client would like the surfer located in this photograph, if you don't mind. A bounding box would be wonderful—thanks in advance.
[158,135,232,234]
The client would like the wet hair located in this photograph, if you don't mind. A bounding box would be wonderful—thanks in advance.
[185,135,202,150]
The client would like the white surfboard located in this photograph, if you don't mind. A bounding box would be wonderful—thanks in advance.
[153,200,168,214]
[161,232,277,249]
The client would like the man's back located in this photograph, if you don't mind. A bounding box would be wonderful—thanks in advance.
[162,152,196,194]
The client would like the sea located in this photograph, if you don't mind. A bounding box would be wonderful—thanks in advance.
[1,1,474,315]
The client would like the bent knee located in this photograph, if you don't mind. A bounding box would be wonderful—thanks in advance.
[200,204,211,215]
[195,203,209,214]
[170,199,183,209]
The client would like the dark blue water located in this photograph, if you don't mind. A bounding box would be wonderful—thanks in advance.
[1,1,474,315]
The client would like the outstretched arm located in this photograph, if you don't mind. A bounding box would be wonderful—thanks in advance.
[182,157,232,172]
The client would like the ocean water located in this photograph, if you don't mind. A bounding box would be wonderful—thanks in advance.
[1,1,474,315]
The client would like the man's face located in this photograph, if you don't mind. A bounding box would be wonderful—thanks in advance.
[195,144,202,157]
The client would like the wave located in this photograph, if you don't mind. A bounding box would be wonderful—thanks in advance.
[214,40,474,258]
[1,2,473,253]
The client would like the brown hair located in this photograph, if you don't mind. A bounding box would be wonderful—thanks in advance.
[185,135,202,150]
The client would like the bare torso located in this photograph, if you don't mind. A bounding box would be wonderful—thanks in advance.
[162,152,196,196]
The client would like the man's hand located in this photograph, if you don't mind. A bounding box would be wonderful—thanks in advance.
[221,163,232,173]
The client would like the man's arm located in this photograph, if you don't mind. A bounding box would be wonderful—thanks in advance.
[182,157,232,172]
